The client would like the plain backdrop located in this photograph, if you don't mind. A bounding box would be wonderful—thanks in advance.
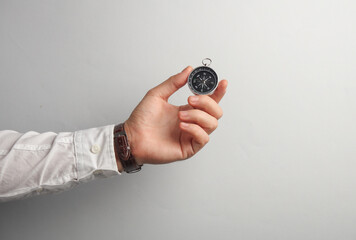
[1,0,356,239]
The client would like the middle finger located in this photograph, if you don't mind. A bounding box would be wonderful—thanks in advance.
[188,95,223,119]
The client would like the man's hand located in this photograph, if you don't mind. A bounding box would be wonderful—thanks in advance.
[124,66,228,166]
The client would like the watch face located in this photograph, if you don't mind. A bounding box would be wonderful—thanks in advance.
[188,66,218,95]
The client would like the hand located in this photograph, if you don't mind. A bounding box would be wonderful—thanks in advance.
[124,66,228,166]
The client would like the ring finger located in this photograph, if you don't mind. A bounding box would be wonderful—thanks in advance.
[179,109,218,134]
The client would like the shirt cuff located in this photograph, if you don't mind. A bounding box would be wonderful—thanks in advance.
[74,124,120,182]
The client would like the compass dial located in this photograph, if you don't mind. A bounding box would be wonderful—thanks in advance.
[188,66,218,95]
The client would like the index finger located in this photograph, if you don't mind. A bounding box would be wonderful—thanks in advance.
[148,66,193,101]
[210,79,228,103]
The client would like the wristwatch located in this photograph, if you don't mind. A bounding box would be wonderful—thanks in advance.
[113,123,142,173]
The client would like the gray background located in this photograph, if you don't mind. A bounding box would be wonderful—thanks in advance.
[1,0,356,239]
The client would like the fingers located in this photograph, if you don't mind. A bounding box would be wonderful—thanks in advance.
[179,109,218,134]
[188,95,223,119]
[210,79,228,103]
[180,122,209,153]
[178,79,227,157]
[148,66,193,100]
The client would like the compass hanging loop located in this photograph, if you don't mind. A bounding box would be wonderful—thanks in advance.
[202,58,212,67]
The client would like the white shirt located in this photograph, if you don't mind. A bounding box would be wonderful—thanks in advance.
[0,124,120,202]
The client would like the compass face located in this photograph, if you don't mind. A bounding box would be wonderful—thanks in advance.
[188,66,218,95]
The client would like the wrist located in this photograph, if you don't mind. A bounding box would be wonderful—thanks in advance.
[124,120,144,166]
[113,128,124,172]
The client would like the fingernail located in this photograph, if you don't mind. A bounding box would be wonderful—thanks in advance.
[181,66,191,72]
[181,122,189,128]
[190,96,199,103]
[180,111,188,118]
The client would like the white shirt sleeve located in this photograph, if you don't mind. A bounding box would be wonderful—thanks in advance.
[0,124,120,202]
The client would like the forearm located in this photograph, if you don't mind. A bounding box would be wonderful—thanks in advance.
[0,125,120,202]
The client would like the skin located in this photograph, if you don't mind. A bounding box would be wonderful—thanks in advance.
[116,66,228,172]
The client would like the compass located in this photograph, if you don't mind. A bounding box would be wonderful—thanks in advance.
[188,58,218,95]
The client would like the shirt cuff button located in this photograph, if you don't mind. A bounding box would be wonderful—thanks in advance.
[91,145,101,154]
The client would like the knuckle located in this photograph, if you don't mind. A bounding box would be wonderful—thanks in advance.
[167,76,174,84]
[146,89,156,96]
[203,135,210,145]
[171,77,180,89]
[217,109,223,119]
[200,95,209,104]
[212,119,219,130]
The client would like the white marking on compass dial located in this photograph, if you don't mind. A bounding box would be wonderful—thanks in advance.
[193,71,215,93]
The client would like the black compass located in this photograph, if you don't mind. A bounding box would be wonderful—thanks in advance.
[188,58,218,95]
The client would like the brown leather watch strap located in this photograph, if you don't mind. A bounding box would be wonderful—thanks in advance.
[113,123,142,173]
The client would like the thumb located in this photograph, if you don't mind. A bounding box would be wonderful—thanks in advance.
[149,66,193,100]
